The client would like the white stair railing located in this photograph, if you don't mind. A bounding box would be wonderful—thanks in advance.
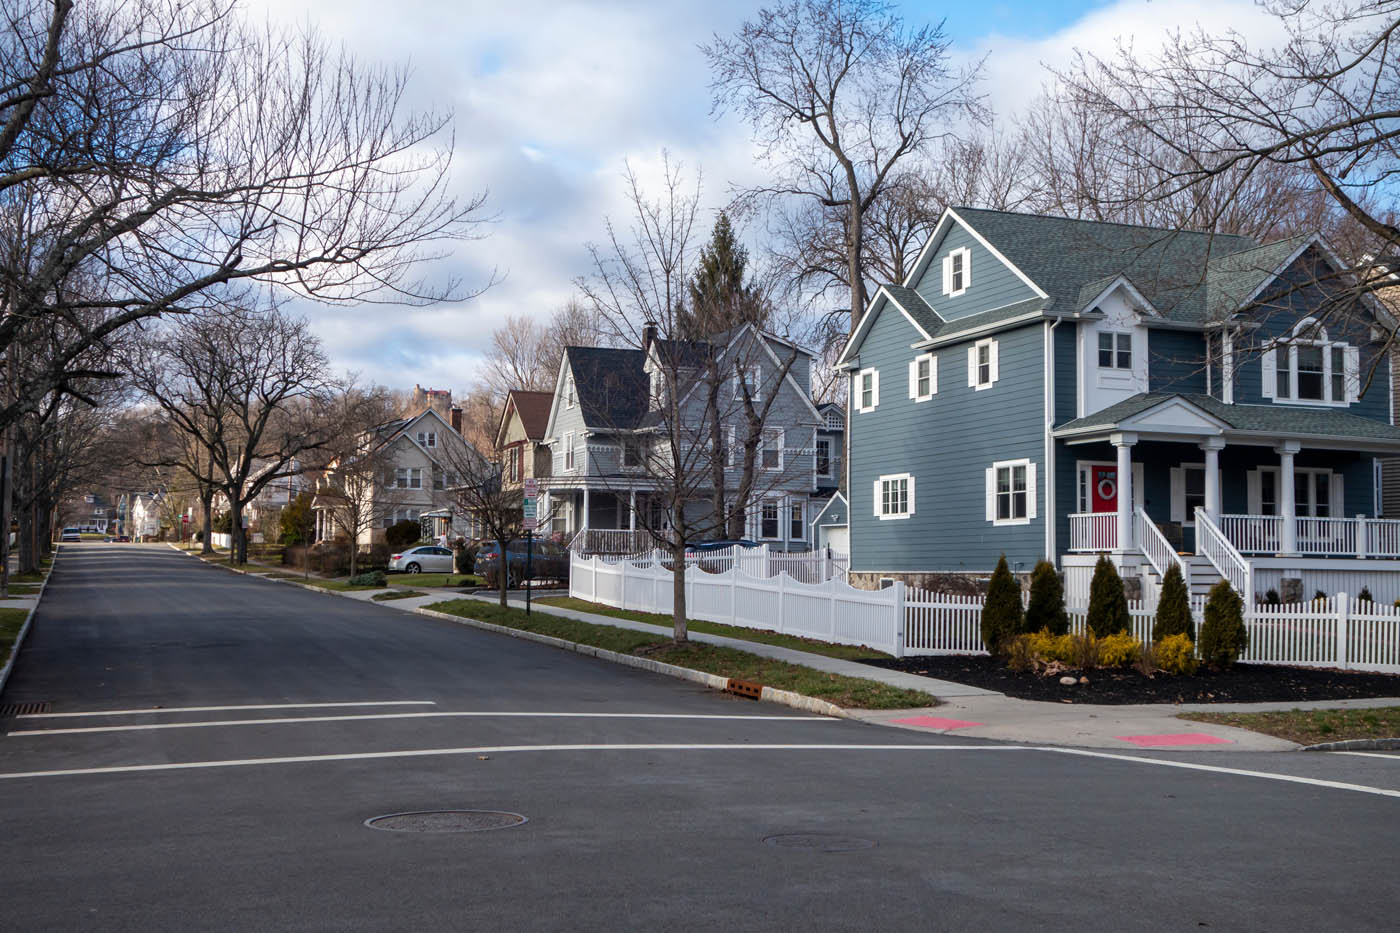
[1195,508,1252,599]
[1134,507,1186,581]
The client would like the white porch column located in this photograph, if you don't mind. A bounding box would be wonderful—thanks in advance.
[1112,432,1137,554]
[1277,440,1300,556]
[1201,437,1225,519]
[581,487,591,531]
[629,489,637,531]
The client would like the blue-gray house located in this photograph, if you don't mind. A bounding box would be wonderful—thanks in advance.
[837,207,1400,603]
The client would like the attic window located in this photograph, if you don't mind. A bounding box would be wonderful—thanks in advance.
[1098,332,1132,370]
[942,247,971,297]
[566,377,576,409]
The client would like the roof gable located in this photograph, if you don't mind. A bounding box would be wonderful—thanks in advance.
[495,390,553,448]
[835,285,940,369]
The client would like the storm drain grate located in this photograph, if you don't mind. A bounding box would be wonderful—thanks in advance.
[364,810,527,834]
[0,701,51,717]
[763,834,876,853]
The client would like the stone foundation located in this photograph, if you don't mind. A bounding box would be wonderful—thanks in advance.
[848,570,1026,595]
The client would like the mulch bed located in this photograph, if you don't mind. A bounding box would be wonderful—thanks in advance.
[858,655,1400,705]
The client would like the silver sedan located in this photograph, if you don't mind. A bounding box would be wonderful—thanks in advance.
[388,545,455,574]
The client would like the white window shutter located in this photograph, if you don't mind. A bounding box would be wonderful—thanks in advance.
[908,359,919,399]
[962,249,972,289]
[1170,467,1184,523]
[777,429,785,469]
[871,370,880,407]
[942,255,952,295]
[968,346,977,387]
[873,479,882,517]
[929,356,938,395]
[1332,473,1345,514]
[1345,346,1360,402]
[1247,470,1261,515]
[989,340,1000,384]
[1260,347,1276,399]
[1026,462,1038,520]
[985,467,996,521]
[907,475,916,515]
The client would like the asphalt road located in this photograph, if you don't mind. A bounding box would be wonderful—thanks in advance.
[1,544,1398,931]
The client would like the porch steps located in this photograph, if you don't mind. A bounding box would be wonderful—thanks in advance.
[1139,555,1222,600]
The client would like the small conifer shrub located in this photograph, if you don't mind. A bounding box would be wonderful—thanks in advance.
[980,554,1024,655]
[1152,564,1193,641]
[1025,560,1070,636]
[1198,580,1249,668]
[1085,554,1130,637]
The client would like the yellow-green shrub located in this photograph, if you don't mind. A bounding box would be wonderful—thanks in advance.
[1154,633,1199,674]
[1098,632,1142,668]
[1027,629,1075,664]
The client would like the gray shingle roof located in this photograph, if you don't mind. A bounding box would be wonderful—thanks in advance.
[1057,392,1400,443]
[881,284,941,334]
[564,346,649,429]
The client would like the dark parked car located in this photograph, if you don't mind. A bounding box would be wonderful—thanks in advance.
[476,539,569,588]
[685,539,759,553]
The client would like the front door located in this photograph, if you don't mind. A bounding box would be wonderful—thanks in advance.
[1090,465,1120,513]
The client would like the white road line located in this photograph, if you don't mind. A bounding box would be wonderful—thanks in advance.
[9,712,836,737]
[1332,751,1400,760]
[1047,747,1400,799]
[0,744,1029,780]
[17,701,438,719]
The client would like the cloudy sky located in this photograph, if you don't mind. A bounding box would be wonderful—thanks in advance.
[247,0,1276,397]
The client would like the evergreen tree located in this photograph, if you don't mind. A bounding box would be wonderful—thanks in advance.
[980,554,1025,654]
[278,492,315,547]
[1152,564,1194,641]
[1025,560,1069,635]
[681,212,767,338]
[1198,580,1249,668]
[1085,554,1130,636]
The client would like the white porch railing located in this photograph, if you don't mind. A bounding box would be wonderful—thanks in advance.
[1220,514,1400,559]
[1134,507,1185,580]
[1068,512,1117,551]
[1196,508,1252,598]
[571,528,654,556]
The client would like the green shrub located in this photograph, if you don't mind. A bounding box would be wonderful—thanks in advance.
[1314,589,1328,602]
[1025,560,1069,636]
[1085,554,1129,636]
[1154,633,1199,674]
[456,543,479,575]
[1098,632,1142,668]
[1152,564,1193,641]
[212,511,233,534]
[1005,634,1034,672]
[1265,588,1280,605]
[1359,586,1374,603]
[348,570,387,587]
[1198,581,1248,668]
[1027,629,1076,665]
[980,554,1024,655]
[385,520,421,551]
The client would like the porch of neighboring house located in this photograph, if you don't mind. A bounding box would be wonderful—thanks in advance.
[1057,419,1400,604]
[542,480,816,556]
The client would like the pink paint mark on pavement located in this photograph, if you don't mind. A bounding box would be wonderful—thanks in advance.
[890,716,984,731]
[1116,733,1234,747]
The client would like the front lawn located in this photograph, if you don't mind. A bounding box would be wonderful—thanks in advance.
[274,575,385,592]
[425,598,933,710]
[0,607,30,667]
[9,572,45,584]
[1180,707,1400,745]
[2,584,40,595]
[537,596,890,661]
[388,573,482,588]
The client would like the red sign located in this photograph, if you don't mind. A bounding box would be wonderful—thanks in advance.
[1090,466,1118,513]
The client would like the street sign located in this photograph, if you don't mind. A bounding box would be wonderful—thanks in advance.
[523,517,537,531]
[523,478,538,498]
[523,500,537,519]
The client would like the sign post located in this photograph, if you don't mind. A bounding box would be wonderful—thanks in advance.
[523,478,538,615]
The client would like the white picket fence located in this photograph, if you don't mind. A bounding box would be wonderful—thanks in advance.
[570,552,1400,672]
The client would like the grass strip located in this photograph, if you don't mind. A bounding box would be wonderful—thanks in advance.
[426,599,933,710]
[538,596,890,661]
[0,607,30,668]
[2,584,40,595]
[374,590,427,601]
[388,573,482,588]
[1180,707,1400,745]
[9,572,45,584]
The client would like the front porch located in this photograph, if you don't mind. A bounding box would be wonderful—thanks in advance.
[1055,393,1400,602]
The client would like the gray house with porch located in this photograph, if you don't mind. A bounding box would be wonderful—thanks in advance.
[838,207,1400,602]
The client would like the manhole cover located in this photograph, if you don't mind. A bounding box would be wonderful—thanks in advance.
[763,834,876,852]
[0,701,51,717]
[364,810,527,833]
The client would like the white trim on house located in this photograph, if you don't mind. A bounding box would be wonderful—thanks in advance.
[1078,274,1161,317]
[909,352,937,402]
[1261,318,1361,407]
[835,286,938,370]
[902,208,1049,301]
[968,338,999,390]
[855,368,880,413]
[942,246,971,297]
[986,458,1036,525]
[874,472,914,520]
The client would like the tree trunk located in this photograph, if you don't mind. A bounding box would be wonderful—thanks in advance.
[231,502,246,565]
[17,500,35,575]
[200,491,214,554]
[671,540,688,643]
[847,203,867,331]
[348,536,358,578]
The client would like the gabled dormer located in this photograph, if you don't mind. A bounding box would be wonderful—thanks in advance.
[903,208,1048,322]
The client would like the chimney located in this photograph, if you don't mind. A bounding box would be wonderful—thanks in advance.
[642,320,658,352]
[450,405,463,435]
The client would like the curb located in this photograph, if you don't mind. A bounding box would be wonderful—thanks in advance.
[412,606,850,719]
[1301,737,1400,752]
[0,546,56,697]
[166,543,850,719]
[165,544,393,599]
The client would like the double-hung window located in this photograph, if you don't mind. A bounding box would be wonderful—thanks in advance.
[760,501,780,539]
[508,447,521,483]
[909,353,936,402]
[855,368,879,413]
[394,467,408,488]
[1265,320,1358,405]
[761,429,784,471]
[968,338,998,390]
[416,431,437,448]
[734,367,760,401]
[942,247,971,296]
[565,377,576,409]
[622,437,643,469]
[1098,332,1132,369]
[986,459,1036,525]
[815,438,832,478]
[875,473,914,520]
[789,502,805,541]
[408,468,422,489]
[563,432,575,472]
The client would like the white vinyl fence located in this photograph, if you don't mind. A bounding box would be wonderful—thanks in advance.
[571,552,1400,672]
